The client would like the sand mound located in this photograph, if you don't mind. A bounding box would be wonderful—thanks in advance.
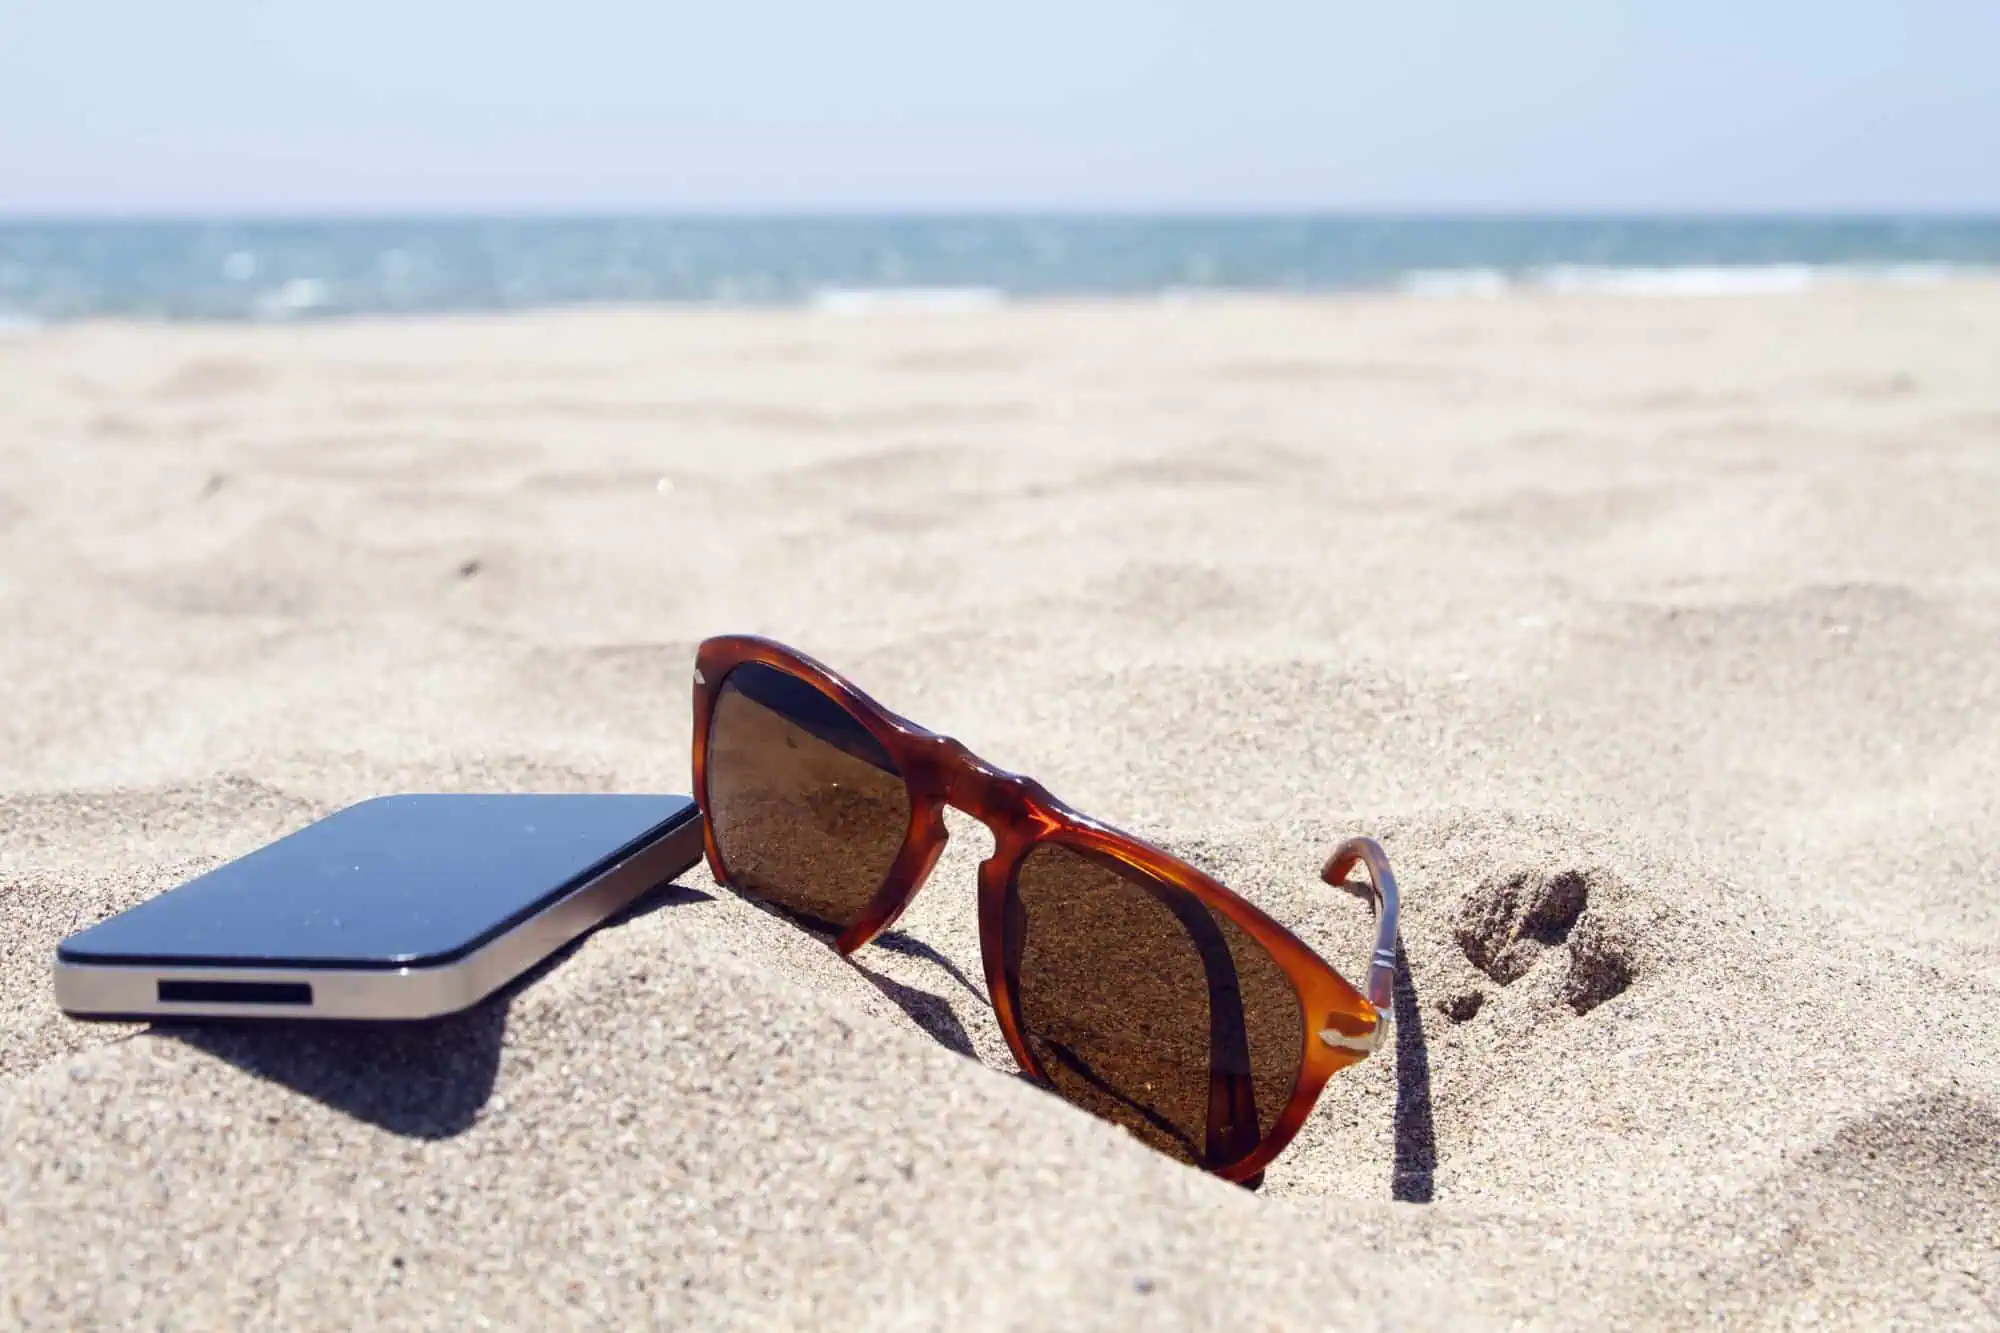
[1,879,1472,1331]
[4,285,1997,1327]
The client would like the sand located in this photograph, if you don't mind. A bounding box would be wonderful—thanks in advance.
[2,280,1996,1329]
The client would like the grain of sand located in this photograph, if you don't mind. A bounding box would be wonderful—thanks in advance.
[2,283,1997,1329]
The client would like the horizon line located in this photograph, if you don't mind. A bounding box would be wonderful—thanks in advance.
[4,206,1999,226]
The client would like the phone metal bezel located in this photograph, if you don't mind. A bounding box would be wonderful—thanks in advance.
[52,803,702,1022]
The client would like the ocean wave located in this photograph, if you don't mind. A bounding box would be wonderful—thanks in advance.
[1532,263,1820,296]
[3,219,1996,322]
[253,278,331,319]
[1842,261,1980,285]
[1395,261,1995,300]
[1398,268,1512,298]
[811,286,1006,315]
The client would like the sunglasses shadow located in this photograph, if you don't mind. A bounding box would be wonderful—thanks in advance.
[720,895,997,1067]
[848,959,980,1059]
[1390,940,1438,1203]
[845,929,991,1061]
[870,930,987,1002]
[152,881,715,1141]
[834,927,1440,1201]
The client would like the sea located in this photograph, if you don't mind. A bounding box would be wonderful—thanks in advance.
[2,215,1997,325]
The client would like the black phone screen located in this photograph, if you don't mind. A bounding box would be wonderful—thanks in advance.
[56,794,698,970]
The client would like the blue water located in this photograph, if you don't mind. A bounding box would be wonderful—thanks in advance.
[2,216,1996,323]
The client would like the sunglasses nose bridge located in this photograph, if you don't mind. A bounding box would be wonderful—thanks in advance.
[928,736,1040,841]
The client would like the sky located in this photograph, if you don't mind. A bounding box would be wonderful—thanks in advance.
[1,1,1995,215]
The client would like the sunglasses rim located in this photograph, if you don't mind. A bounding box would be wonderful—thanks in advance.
[690,632,1385,1183]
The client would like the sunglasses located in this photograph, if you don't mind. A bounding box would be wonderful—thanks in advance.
[690,634,1400,1184]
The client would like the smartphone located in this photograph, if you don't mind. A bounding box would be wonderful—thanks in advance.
[52,793,702,1022]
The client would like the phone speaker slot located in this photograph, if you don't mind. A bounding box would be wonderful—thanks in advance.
[158,980,313,1006]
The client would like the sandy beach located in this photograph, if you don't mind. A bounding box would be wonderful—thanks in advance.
[2,281,1996,1329]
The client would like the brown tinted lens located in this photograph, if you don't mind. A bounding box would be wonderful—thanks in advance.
[1007,843,1304,1171]
[705,662,912,932]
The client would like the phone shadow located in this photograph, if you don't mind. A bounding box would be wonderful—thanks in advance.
[155,881,712,1140]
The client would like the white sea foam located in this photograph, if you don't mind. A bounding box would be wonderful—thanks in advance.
[1154,285,1234,307]
[1531,263,1821,296]
[1851,261,1973,286]
[0,310,40,336]
[1399,268,1512,298]
[811,286,1006,316]
[1389,261,1996,301]
[255,278,331,318]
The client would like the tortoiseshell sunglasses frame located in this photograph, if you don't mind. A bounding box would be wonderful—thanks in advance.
[690,633,1400,1184]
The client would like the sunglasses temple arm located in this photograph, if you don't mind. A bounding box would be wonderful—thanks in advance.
[1320,836,1401,1014]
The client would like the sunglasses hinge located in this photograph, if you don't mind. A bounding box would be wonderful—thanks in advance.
[1318,1006,1392,1056]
